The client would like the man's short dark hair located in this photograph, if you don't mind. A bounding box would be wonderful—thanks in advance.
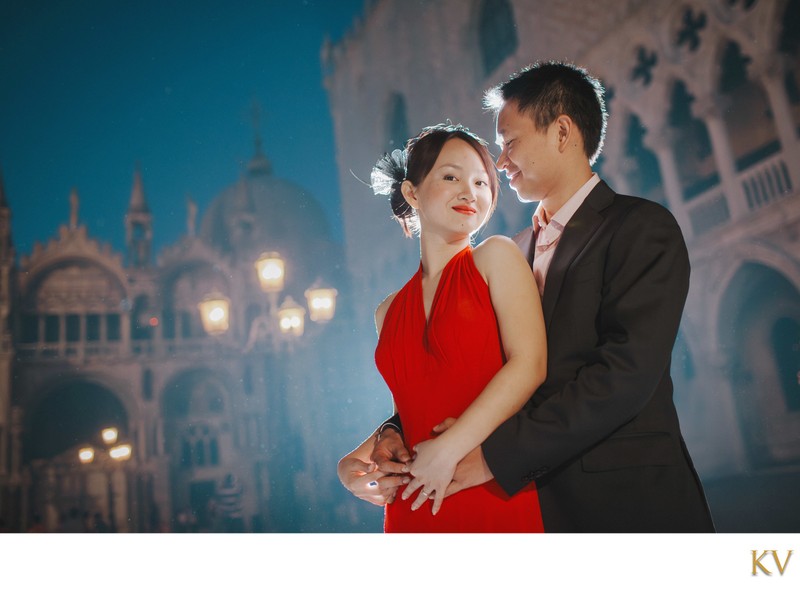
[484,61,607,164]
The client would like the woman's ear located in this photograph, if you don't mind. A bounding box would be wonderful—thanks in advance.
[401,179,418,209]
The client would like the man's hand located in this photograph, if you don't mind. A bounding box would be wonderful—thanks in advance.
[370,427,411,474]
[337,456,408,506]
[432,417,494,497]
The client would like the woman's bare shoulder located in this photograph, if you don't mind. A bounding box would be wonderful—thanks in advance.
[375,290,399,335]
[472,235,526,276]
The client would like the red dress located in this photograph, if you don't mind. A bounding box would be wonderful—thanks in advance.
[376,246,543,532]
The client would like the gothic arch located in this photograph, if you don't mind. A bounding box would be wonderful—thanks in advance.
[160,367,236,524]
[22,377,132,462]
[706,241,800,354]
[21,256,129,312]
[716,260,800,466]
[159,260,231,340]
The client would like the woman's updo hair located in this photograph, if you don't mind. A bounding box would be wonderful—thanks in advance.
[370,122,499,237]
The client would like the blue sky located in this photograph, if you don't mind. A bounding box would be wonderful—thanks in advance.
[0,0,366,257]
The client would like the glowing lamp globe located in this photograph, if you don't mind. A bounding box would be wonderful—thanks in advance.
[305,285,337,323]
[255,252,285,293]
[109,444,133,462]
[198,293,231,335]
[278,296,306,337]
[101,427,118,445]
[78,447,95,464]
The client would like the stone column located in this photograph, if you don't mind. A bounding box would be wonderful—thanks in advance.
[121,311,131,355]
[753,58,800,186]
[692,94,750,221]
[642,124,693,237]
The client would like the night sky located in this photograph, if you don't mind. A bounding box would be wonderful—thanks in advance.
[0,0,367,258]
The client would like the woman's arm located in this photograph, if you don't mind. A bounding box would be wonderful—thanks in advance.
[403,236,546,513]
[371,291,413,473]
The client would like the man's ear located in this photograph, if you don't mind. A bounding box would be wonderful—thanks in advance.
[555,114,583,154]
[401,180,418,209]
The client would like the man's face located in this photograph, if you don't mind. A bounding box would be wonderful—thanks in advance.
[495,99,559,203]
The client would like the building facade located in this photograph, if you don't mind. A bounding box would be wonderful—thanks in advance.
[0,142,354,532]
[323,0,800,499]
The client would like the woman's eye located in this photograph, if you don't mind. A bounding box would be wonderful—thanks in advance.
[444,174,457,181]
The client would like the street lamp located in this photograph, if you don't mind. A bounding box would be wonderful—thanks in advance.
[197,252,337,530]
[198,251,337,345]
[278,296,305,337]
[254,251,285,293]
[197,292,231,336]
[305,281,338,323]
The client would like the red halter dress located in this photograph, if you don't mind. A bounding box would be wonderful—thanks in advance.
[376,246,543,532]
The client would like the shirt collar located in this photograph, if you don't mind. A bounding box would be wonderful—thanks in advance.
[532,173,601,232]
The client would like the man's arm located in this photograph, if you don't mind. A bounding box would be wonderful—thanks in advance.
[484,201,690,495]
[337,428,409,506]
[370,413,411,473]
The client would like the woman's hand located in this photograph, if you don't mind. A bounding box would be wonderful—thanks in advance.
[400,438,458,515]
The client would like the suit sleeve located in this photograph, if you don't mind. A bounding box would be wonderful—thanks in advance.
[483,201,690,495]
[379,413,403,435]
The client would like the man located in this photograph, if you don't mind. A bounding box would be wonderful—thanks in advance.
[340,62,714,532]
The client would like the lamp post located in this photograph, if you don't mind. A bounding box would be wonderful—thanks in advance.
[78,427,133,533]
[196,251,337,531]
[198,251,337,345]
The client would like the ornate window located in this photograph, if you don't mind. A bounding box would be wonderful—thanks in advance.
[478,0,518,77]
[675,7,706,52]
[624,114,664,204]
[631,46,658,87]
[179,424,221,468]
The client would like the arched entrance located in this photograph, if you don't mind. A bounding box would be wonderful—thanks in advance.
[23,380,133,532]
[162,368,230,532]
[718,262,800,467]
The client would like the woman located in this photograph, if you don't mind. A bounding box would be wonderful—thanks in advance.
[338,123,546,532]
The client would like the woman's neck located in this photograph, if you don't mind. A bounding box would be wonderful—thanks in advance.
[418,232,471,278]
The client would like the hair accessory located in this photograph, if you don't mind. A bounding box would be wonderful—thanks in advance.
[370,149,407,196]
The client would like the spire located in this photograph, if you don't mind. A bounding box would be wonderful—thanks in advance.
[125,166,153,268]
[0,167,7,209]
[247,100,272,175]
[69,188,80,229]
[0,167,13,261]
[128,166,150,214]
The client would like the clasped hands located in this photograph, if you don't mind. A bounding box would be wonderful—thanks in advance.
[370,417,490,515]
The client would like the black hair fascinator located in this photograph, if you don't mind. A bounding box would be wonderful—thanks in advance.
[370,148,407,196]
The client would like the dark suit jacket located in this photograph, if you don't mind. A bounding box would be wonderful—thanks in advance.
[481,180,714,532]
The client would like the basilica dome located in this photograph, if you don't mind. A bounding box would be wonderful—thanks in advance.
[197,145,339,291]
[199,147,333,255]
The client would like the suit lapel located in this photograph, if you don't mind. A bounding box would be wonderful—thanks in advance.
[512,226,535,266]
[541,182,615,330]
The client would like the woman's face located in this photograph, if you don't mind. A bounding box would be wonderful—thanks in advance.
[403,138,494,239]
